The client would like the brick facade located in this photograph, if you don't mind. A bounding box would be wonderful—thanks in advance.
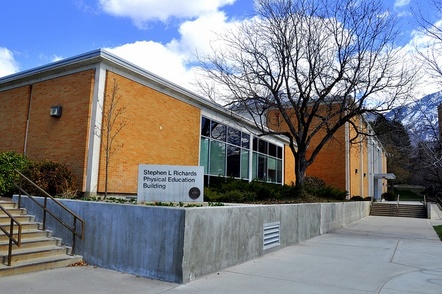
[267,106,387,198]
[0,50,297,196]
[97,72,201,194]
[0,70,95,191]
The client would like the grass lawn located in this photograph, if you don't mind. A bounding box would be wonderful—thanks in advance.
[434,225,442,241]
[393,186,424,201]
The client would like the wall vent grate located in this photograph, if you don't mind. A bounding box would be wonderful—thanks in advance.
[263,221,280,250]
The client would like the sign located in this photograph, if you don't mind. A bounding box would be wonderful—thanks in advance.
[137,164,204,203]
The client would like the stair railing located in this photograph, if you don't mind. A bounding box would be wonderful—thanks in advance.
[396,194,400,216]
[13,169,84,255]
[0,205,22,266]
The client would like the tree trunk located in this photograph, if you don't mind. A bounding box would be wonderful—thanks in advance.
[294,149,308,187]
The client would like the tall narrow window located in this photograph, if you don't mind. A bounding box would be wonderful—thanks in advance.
[227,145,241,178]
[200,138,210,174]
[210,141,226,175]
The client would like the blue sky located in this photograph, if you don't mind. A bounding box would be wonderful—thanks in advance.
[0,0,439,96]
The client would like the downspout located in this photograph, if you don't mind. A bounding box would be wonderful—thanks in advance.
[345,121,350,199]
[23,84,33,156]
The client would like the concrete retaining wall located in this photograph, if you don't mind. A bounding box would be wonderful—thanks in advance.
[428,203,442,219]
[14,196,370,283]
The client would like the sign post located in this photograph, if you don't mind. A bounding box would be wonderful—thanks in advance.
[137,164,204,203]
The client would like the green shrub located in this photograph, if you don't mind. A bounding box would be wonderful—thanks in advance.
[315,186,348,200]
[24,160,78,198]
[203,176,347,203]
[302,177,326,191]
[382,191,397,201]
[364,196,373,201]
[351,196,364,201]
[0,151,29,196]
[204,187,224,202]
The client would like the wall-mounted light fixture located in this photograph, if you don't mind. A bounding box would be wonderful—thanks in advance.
[363,173,366,177]
[50,105,62,118]
[355,169,358,174]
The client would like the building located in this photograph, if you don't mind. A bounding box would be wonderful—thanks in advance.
[267,103,391,199]
[0,49,295,197]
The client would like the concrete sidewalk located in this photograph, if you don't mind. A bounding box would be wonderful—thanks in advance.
[2,216,442,293]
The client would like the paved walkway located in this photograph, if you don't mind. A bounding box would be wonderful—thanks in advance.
[2,216,442,293]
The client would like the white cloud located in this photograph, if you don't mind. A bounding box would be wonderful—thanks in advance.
[52,55,64,62]
[104,2,442,102]
[106,11,239,92]
[406,25,442,96]
[0,47,19,77]
[99,0,235,28]
[106,40,196,90]
[394,0,410,8]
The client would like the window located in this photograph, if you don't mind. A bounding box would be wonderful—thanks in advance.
[210,141,226,175]
[227,145,241,177]
[201,117,250,180]
[251,138,283,184]
[200,116,283,184]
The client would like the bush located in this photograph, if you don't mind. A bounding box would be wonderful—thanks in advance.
[203,175,348,203]
[302,177,326,191]
[351,196,364,201]
[24,160,78,198]
[315,186,348,201]
[0,151,29,196]
[364,196,373,201]
[382,191,397,201]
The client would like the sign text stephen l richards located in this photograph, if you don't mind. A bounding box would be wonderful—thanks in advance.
[143,169,197,190]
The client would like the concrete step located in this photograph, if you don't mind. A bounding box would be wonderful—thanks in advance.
[370,204,397,216]
[0,236,60,251]
[0,207,27,216]
[0,214,35,223]
[0,220,41,231]
[0,245,71,264]
[370,203,427,218]
[0,254,83,277]
[0,229,52,242]
[0,199,83,278]
[0,201,17,209]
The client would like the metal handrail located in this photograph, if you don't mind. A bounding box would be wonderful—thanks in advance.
[13,169,84,255]
[0,204,22,266]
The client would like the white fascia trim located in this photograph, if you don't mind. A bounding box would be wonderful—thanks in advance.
[85,64,106,194]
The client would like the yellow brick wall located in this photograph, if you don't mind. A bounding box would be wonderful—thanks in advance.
[267,107,376,196]
[284,145,295,185]
[97,72,201,194]
[306,126,347,191]
[0,86,31,153]
[0,70,95,191]
[25,70,95,190]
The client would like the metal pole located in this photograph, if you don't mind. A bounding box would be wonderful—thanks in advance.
[43,195,47,231]
[18,175,22,209]
[72,218,77,256]
[8,220,13,266]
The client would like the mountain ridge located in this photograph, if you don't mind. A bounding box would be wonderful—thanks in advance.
[384,91,441,142]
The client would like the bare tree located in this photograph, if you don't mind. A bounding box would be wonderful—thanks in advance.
[415,0,442,80]
[409,104,442,198]
[98,78,128,199]
[197,0,415,186]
